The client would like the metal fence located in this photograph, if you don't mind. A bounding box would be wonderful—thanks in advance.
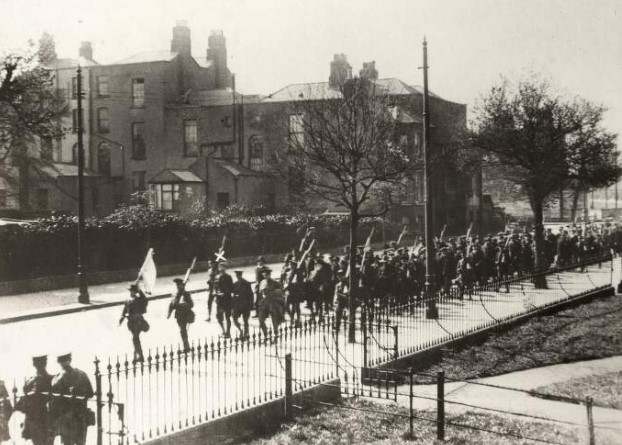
[1,254,614,444]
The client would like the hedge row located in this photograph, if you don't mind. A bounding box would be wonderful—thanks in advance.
[0,205,400,282]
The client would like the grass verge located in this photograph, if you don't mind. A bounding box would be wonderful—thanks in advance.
[532,371,622,409]
[412,294,622,384]
[240,399,590,445]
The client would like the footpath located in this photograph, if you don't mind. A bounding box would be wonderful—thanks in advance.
[0,259,279,324]
[373,356,622,444]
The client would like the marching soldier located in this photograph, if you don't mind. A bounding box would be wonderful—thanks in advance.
[50,353,94,445]
[253,256,266,316]
[119,284,149,363]
[205,259,219,322]
[18,355,53,445]
[257,267,285,337]
[333,269,349,332]
[231,270,254,338]
[214,262,234,338]
[167,278,195,351]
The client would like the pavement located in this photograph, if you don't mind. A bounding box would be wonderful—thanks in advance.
[372,356,622,444]
[0,258,282,324]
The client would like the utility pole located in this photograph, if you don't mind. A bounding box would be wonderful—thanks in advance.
[422,38,438,320]
[76,66,90,304]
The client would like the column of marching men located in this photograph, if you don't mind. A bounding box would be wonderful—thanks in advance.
[2,222,621,444]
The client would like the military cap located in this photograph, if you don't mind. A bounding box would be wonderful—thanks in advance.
[173,278,184,284]
[57,353,72,363]
[129,283,138,291]
[234,270,243,275]
[262,267,272,273]
[32,355,47,365]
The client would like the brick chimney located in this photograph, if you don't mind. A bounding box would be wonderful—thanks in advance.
[329,54,352,89]
[79,41,93,60]
[171,20,192,56]
[359,61,378,81]
[207,30,230,89]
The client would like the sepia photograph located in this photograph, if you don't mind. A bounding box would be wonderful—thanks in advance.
[1,0,621,443]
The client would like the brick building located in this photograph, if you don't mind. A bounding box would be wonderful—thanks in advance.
[1,23,483,235]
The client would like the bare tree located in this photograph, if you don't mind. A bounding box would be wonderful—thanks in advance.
[0,38,68,209]
[273,77,418,341]
[472,76,619,287]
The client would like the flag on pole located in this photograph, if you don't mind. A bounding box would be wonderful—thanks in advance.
[215,235,228,262]
[136,248,157,294]
[396,225,407,246]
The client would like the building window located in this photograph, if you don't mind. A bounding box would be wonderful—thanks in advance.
[97,108,110,133]
[132,171,146,192]
[72,109,84,133]
[414,171,424,203]
[132,78,145,107]
[183,120,198,157]
[40,138,53,161]
[92,187,100,212]
[288,114,304,150]
[71,77,78,100]
[150,183,180,211]
[71,143,78,165]
[0,190,6,208]
[97,142,111,175]
[97,76,109,97]
[217,192,230,210]
[35,189,48,210]
[132,123,146,160]
[249,136,264,171]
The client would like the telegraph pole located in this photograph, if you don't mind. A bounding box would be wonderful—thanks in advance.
[422,38,438,319]
[76,66,90,304]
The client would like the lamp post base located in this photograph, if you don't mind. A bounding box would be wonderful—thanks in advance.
[77,272,90,304]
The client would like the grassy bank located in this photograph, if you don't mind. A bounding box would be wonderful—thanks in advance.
[240,399,587,445]
[533,371,622,409]
[413,293,622,384]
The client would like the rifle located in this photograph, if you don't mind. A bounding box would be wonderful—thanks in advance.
[396,225,407,246]
[183,257,197,284]
[439,224,446,241]
[215,235,227,262]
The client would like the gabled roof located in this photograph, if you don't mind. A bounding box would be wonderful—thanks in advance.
[112,51,179,65]
[149,168,204,184]
[214,159,266,177]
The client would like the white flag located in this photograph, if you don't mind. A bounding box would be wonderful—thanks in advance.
[138,248,157,294]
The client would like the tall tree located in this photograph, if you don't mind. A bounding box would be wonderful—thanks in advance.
[0,41,67,209]
[274,78,418,341]
[37,32,57,66]
[472,77,619,286]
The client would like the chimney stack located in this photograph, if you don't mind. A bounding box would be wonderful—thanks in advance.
[329,54,352,89]
[171,20,192,56]
[207,30,231,89]
[359,61,378,81]
[79,41,93,61]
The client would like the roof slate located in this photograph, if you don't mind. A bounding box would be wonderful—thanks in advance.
[112,51,178,65]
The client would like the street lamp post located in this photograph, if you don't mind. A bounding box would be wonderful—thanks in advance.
[76,66,90,303]
[422,38,438,319]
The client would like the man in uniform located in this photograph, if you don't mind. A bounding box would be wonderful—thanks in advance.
[214,262,234,338]
[257,268,285,337]
[167,278,194,351]
[333,269,349,332]
[18,355,53,445]
[253,257,266,316]
[119,283,149,363]
[50,353,94,445]
[231,270,254,339]
[205,259,219,322]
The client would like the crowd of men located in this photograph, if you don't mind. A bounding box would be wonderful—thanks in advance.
[195,223,620,340]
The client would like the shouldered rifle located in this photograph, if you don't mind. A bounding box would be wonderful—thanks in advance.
[183,257,197,284]
[215,235,227,262]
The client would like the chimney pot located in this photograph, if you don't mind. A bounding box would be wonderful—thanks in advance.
[79,41,93,60]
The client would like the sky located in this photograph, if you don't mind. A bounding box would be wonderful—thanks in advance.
[1,0,621,136]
